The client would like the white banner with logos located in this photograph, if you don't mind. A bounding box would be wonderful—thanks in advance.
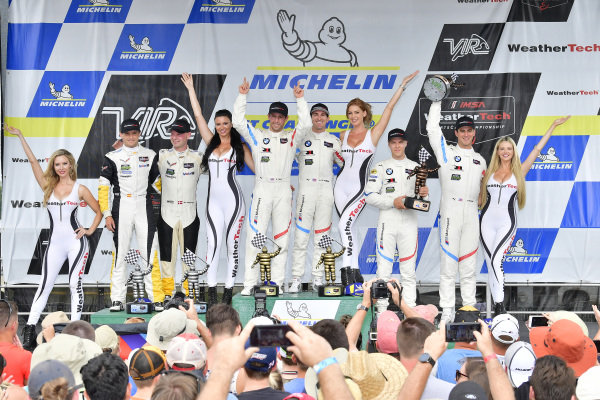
[2,0,600,286]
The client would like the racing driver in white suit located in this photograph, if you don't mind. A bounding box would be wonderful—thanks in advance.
[426,101,486,323]
[233,78,311,295]
[364,128,428,307]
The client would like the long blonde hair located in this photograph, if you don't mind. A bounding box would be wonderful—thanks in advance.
[346,98,372,128]
[43,149,77,205]
[480,137,526,209]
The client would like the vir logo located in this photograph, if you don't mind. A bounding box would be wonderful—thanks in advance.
[277,9,358,67]
[444,34,490,62]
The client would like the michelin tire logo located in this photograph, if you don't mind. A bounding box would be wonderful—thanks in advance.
[188,0,255,24]
[66,0,131,22]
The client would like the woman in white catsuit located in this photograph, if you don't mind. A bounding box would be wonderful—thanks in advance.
[6,126,102,351]
[479,116,570,314]
[334,71,419,287]
[182,73,254,306]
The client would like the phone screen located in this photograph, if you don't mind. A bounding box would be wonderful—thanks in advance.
[529,316,548,327]
[250,325,292,347]
[445,322,481,342]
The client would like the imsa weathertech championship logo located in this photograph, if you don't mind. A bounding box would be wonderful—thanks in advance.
[65,0,132,23]
[428,24,505,71]
[108,25,184,71]
[27,71,104,118]
[188,0,256,24]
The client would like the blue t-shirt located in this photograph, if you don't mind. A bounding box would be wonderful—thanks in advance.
[284,378,306,394]
[435,348,482,384]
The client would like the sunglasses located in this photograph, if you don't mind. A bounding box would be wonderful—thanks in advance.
[160,369,204,394]
[0,299,13,328]
[455,369,469,382]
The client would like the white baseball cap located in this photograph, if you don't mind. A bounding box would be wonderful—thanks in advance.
[504,341,536,388]
[491,313,519,344]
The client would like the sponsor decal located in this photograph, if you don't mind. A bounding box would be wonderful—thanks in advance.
[547,89,599,96]
[508,43,600,53]
[27,229,103,275]
[359,227,431,274]
[386,168,393,175]
[12,157,49,164]
[428,24,505,71]
[108,24,184,71]
[187,0,256,24]
[77,74,224,178]
[324,141,333,148]
[280,138,288,144]
[305,140,312,147]
[451,174,461,180]
[263,138,270,144]
[407,73,539,174]
[271,299,340,325]
[507,0,574,22]
[481,229,558,274]
[386,187,395,193]
[522,136,587,181]
[455,156,462,162]
[65,0,132,23]
[27,71,104,118]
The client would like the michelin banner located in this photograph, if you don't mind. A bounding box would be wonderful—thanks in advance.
[2,0,600,286]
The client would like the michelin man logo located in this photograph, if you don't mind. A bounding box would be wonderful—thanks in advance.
[444,34,490,62]
[276,10,358,67]
[212,0,232,4]
[508,238,527,254]
[129,35,153,53]
[49,82,73,100]
[89,0,110,4]
[286,301,311,319]
[537,147,559,162]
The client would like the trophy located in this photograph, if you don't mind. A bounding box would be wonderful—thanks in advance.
[404,147,440,212]
[124,249,153,314]
[251,232,281,296]
[181,249,209,314]
[315,235,345,297]
[423,74,464,101]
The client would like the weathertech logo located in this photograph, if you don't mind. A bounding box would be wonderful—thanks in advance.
[508,43,600,53]
[547,89,599,96]
[444,34,490,61]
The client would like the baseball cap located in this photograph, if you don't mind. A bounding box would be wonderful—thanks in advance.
[244,341,277,373]
[120,118,140,133]
[166,333,207,371]
[530,319,596,377]
[491,313,519,344]
[146,308,199,350]
[37,310,70,344]
[455,116,475,130]
[454,305,480,323]
[310,103,329,116]
[548,310,589,336]
[129,346,166,381]
[413,304,439,324]
[169,118,191,134]
[449,381,488,400]
[376,311,401,354]
[388,128,407,141]
[576,365,600,400]
[28,360,81,400]
[95,325,119,353]
[269,101,288,117]
[504,341,536,388]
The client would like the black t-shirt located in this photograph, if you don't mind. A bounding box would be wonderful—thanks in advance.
[237,387,290,400]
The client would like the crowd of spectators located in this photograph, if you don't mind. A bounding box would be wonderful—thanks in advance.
[1,285,600,400]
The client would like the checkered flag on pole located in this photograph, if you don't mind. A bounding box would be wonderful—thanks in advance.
[251,232,269,249]
[182,249,197,269]
[124,249,141,266]
[418,146,432,164]
[317,235,334,249]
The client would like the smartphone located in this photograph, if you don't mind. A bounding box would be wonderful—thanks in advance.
[445,322,481,342]
[528,315,548,328]
[593,340,600,353]
[250,325,292,347]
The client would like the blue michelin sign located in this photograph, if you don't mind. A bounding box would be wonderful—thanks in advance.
[522,135,587,181]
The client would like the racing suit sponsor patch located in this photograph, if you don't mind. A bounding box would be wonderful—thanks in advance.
[280,138,288,144]
[473,159,481,165]
[139,156,149,162]
[386,187,395,193]
[261,156,270,163]
[451,174,461,180]
[305,159,313,165]
[324,141,333,148]
[184,163,194,168]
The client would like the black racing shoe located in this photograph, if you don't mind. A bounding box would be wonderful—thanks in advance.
[198,286,206,302]
[207,287,218,309]
[352,268,364,284]
[494,302,507,316]
[22,324,37,352]
[109,301,124,312]
[222,287,233,305]
[340,267,353,288]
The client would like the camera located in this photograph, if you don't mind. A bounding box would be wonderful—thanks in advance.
[445,322,481,342]
[164,291,207,314]
[253,290,270,318]
[528,315,548,328]
[250,325,292,347]
[370,279,389,299]
[127,303,151,314]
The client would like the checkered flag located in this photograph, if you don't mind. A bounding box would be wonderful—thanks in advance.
[251,232,269,249]
[182,249,197,269]
[418,146,432,164]
[124,249,141,266]
[317,235,334,249]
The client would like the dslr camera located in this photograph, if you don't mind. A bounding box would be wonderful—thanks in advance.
[165,291,207,314]
[370,279,401,299]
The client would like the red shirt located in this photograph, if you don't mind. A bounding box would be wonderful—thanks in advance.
[0,342,32,386]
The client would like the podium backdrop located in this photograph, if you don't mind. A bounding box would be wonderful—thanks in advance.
[3,0,600,285]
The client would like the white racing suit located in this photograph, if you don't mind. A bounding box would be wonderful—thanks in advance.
[157,148,203,297]
[232,94,311,291]
[292,130,344,280]
[426,101,486,310]
[98,145,163,303]
[364,157,421,307]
